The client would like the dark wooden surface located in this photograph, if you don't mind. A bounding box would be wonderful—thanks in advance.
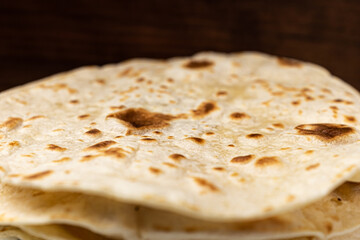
[0,0,359,91]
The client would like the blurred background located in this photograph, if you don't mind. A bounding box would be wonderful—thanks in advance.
[0,0,359,91]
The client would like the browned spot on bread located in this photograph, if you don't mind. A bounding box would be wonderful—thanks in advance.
[110,105,126,111]
[167,78,174,83]
[216,91,227,96]
[86,140,116,150]
[96,79,106,85]
[287,195,295,202]
[193,177,219,192]
[53,157,71,163]
[163,162,176,168]
[141,138,157,142]
[184,60,214,69]
[107,108,178,133]
[47,144,67,152]
[306,163,320,171]
[345,115,357,123]
[325,222,333,233]
[305,150,314,155]
[169,154,186,162]
[78,114,90,120]
[85,129,102,137]
[0,166,5,172]
[255,157,281,167]
[149,167,162,175]
[263,206,274,212]
[80,155,97,162]
[272,123,284,128]
[69,100,79,104]
[277,57,302,67]
[186,137,205,144]
[24,170,53,180]
[246,133,263,139]
[213,167,225,171]
[231,155,254,164]
[205,131,214,135]
[8,141,20,147]
[295,123,356,142]
[136,77,145,83]
[291,100,300,106]
[103,147,126,159]
[0,117,23,130]
[192,101,218,118]
[27,115,45,121]
[118,67,133,77]
[153,131,162,135]
[230,112,249,120]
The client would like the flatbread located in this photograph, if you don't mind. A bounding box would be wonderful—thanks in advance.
[0,184,137,239]
[0,226,42,240]
[138,182,360,240]
[0,52,360,221]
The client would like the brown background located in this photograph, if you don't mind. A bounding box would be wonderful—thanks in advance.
[0,0,359,91]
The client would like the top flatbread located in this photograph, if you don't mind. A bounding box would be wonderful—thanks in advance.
[0,52,360,221]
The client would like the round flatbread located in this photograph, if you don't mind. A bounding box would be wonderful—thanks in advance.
[0,52,360,221]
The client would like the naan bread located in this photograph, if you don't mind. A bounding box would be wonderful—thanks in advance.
[0,52,360,221]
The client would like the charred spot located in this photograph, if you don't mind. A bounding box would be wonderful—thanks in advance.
[107,108,178,133]
[216,91,228,96]
[186,137,205,144]
[306,163,320,171]
[230,112,249,120]
[78,114,90,120]
[246,133,263,139]
[24,170,53,180]
[103,147,126,159]
[149,167,162,175]
[184,59,214,69]
[291,100,300,106]
[255,157,281,167]
[169,154,186,162]
[231,155,254,164]
[153,131,162,135]
[325,222,333,233]
[305,150,314,155]
[8,141,20,147]
[193,177,219,192]
[80,155,97,162]
[52,157,71,163]
[192,101,218,118]
[295,123,356,141]
[272,123,284,128]
[205,131,215,135]
[213,167,225,171]
[228,144,235,147]
[27,115,45,121]
[141,138,157,142]
[86,140,116,150]
[85,129,102,137]
[0,117,23,131]
[96,79,106,84]
[47,144,67,152]
[345,115,357,123]
[69,100,79,104]
[277,57,302,67]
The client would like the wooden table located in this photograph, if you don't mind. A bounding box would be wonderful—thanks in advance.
[0,0,359,91]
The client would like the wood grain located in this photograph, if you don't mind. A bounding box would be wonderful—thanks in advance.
[0,0,359,90]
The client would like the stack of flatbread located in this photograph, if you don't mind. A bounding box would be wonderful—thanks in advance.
[1,52,360,240]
